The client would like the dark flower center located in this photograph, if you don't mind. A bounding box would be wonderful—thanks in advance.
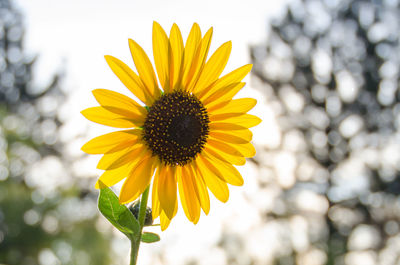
[143,91,209,166]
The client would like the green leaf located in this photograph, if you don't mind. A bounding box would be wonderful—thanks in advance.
[98,186,140,237]
[141,232,160,243]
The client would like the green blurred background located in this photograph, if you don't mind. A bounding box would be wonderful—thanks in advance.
[0,1,112,264]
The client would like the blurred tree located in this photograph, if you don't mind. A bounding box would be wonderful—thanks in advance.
[246,0,400,264]
[0,0,112,264]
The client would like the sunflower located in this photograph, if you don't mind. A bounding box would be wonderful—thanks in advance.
[81,22,261,230]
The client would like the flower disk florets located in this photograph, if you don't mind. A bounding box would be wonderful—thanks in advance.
[143,91,209,166]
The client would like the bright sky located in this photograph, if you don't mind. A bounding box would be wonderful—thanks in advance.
[13,0,289,264]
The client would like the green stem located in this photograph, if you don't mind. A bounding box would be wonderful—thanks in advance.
[130,185,150,265]
[130,239,136,265]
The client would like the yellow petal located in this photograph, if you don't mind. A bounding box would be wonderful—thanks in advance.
[180,23,201,90]
[119,155,156,204]
[104,55,153,105]
[198,64,252,100]
[81,107,139,128]
[92,89,147,117]
[209,113,244,122]
[97,144,145,170]
[160,211,172,231]
[202,153,244,186]
[188,163,210,214]
[207,138,244,157]
[185,28,213,92]
[159,185,178,231]
[158,165,177,220]
[178,166,201,224]
[82,129,141,154]
[153,21,170,91]
[209,122,249,131]
[208,98,257,115]
[193,41,232,94]
[129,39,161,102]
[210,129,253,142]
[95,163,133,189]
[151,168,161,219]
[195,155,229,203]
[231,142,256,157]
[169,23,184,91]
[209,98,257,122]
[209,138,255,158]
[209,131,250,144]
[203,145,246,166]
[203,82,244,107]
[210,114,261,128]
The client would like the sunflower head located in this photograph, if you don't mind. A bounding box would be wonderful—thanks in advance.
[81,21,261,230]
[142,90,209,166]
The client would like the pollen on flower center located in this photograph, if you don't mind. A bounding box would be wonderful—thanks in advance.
[143,91,210,166]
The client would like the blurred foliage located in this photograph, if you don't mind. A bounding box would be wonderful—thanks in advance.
[242,0,400,264]
[0,0,112,264]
